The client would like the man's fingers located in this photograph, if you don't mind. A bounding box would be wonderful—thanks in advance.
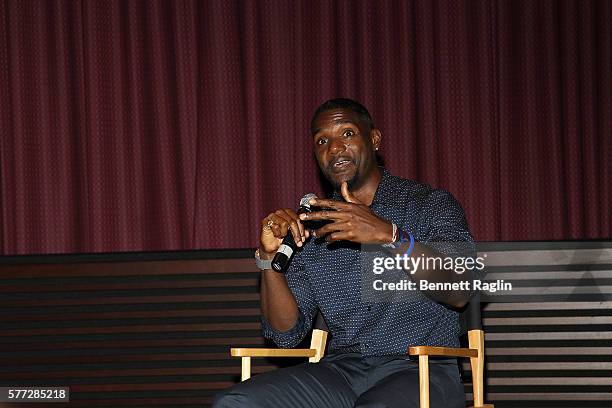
[278,209,306,243]
[308,198,354,211]
[325,231,352,242]
[274,210,303,247]
[284,210,306,240]
[267,214,288,238]
[341,182,363,204]
[300,210,347,221]
[314,221,348,238]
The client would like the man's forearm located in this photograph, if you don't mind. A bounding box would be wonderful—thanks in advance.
[391,241,473,308]
[260,269,300,331]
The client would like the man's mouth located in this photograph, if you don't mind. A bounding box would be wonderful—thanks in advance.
[331,158,353,170]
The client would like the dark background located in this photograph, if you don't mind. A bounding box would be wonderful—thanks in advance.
[1,0,610,255]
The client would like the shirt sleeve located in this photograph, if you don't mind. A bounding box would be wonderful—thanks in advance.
[417,189,474,252]
[260,248,317,348]
[419,189,485,282]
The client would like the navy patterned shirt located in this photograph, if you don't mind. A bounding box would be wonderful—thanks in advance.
[261,168,476,356]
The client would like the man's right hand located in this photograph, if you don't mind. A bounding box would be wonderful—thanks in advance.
[259,209,310,259]
[259,210,305,331]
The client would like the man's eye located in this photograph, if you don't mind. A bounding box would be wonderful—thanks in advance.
[343,130,354,137]
[316,138,327,145]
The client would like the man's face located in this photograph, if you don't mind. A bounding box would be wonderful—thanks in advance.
[311,108,379,189]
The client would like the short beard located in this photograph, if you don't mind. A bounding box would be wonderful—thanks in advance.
[328,168,360,191]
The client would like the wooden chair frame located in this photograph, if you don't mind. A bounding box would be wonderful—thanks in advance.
[231,327,327,381]
[408,329,493,408]
[231,313,492,408]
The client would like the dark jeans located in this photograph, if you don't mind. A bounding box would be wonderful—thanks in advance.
[213,353,465,408]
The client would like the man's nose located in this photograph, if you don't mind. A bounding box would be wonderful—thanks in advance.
[328,139,346,155]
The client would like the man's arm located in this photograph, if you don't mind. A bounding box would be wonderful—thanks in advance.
[409,189,478,308]
[300,183,477,309]
[258,209,315,347]
[259,265,300,331]
[385,240,475,308]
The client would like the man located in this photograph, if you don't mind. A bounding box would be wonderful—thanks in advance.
[214,98,478,407]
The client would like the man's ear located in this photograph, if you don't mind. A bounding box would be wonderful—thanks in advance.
[370,128,382,150]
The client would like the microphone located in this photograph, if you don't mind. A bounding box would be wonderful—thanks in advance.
[271,193,318,273]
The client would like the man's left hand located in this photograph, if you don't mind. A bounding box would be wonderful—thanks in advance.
[299,182,393,244]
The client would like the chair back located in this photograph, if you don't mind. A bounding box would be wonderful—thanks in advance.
[459,291,482,334]
[458,292,488,407]
[313,310,329,332]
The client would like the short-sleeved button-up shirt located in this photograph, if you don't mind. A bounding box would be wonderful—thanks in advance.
[261,168,476,356]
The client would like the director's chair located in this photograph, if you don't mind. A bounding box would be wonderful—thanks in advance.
[230,312,328,381]
[230,298,492,408]
[408,294,493,408]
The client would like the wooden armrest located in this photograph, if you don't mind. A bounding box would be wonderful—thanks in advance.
[408,346,477,358]
[231,348,317,358]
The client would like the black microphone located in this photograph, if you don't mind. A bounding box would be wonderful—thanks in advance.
[271,193,317,273]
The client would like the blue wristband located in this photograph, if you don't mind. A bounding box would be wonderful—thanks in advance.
[405,232,415,256]
[383,228,414,254]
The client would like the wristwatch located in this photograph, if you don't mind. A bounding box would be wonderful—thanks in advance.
[254,249,273,270]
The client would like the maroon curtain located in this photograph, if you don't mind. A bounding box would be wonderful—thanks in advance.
[0,0,610,255]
